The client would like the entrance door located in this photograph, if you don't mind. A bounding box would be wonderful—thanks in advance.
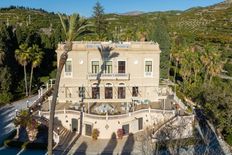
[122,124,129,135]
[71,118,78,132]
[85,124,92,136]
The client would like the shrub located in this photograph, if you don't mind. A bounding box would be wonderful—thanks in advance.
[26,142,48,150]
[92,128,100,140]
[0,92,13,105]
[117,129,124,139]
[4,140,24,148]
[225,134,232,146]
[22,141,29,149]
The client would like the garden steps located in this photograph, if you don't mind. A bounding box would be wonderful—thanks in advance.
[55,127,77,151]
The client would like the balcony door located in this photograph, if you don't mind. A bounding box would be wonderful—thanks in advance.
[91,61,99,74]
[104,61,112,74]
[118,83,126,99]
[105,83,113,99]
[92,83,100,99]
[118,61,126,73]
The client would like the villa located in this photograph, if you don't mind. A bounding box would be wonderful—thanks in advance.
[41,41,185,139]
[57,41,161,104]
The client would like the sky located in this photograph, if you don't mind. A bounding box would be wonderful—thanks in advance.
[0,0,225,17]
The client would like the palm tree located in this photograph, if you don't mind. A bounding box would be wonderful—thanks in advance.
[29,44,43,95]
[47,13,91,155]
[0,48,5,65]
[191,50,202,82]
[15,43,30,96]
[200,45,224,85]
[13,110,39,141]
[170,43,184,91]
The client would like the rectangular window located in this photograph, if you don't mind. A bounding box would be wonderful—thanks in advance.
[138,118,143,130]
[65,60,72,77]
[65,60,72,72]
[104,61,112,73]
[78,87,85,98]
[145,61,152,72]
[132,87,139,97]
[105,87,113,99]
[122,124,129,135]
[118,87,126,99]
[118,61,126,73]
[92,87,100,99]
[92,61,99,73]
[85,124,92,136]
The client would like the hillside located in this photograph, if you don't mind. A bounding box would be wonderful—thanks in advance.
[168,1,232,44]
[104,1,232,44]
[0,1,232,147]
[0,6,60,33]
[1,3,231,45]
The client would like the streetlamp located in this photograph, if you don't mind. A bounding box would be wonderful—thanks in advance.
[30,109,33,114]
[15,109,19,117]
[26,100,29,108]
[57,127,60,135]
[38,102,41,108]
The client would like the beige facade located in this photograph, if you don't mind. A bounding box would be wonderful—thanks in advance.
[41,109,176,139]
[56,41,161,104]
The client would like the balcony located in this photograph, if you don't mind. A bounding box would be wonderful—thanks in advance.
[64,72,72,77]
[88,73,130,80]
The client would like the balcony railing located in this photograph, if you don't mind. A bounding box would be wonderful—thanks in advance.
[88,73,130,80]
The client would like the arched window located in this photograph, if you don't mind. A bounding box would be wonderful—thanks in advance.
[105,83,113,99]
[118,83,125,86]
[118,83,126,99]
[92,83,100,99]
[105,83,113,87]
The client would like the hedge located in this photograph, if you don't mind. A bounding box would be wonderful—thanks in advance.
[25,142,47,150]
[4,140,24,148]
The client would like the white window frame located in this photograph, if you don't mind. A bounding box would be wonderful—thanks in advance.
[117,60,127,74]
[64,58,73,78]
[104,60,113,74]
[144,58,153,77]
[91,60,100,74]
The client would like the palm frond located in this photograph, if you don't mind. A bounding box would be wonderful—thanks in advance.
[58,13,68,40]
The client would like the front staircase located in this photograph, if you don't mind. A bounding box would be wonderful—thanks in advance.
[53,126,78,155]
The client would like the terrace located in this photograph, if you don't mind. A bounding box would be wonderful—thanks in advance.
[40,95,176,116]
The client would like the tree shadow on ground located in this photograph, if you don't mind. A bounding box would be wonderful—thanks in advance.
[121,133,135,155]
[74,141,88,155]
[101,132,117,154]
[54,117,62,126]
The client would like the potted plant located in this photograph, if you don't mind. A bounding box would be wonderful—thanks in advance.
[26,118,39,141]
[92,128,100,140]
[117,129,124,139]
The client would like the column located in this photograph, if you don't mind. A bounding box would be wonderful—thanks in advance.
[38,89,40,99]
[163,99,166,114]
[106,112,108,121]
[40,87,43,96]
[49,99,51,111]
[50,79,53,87]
